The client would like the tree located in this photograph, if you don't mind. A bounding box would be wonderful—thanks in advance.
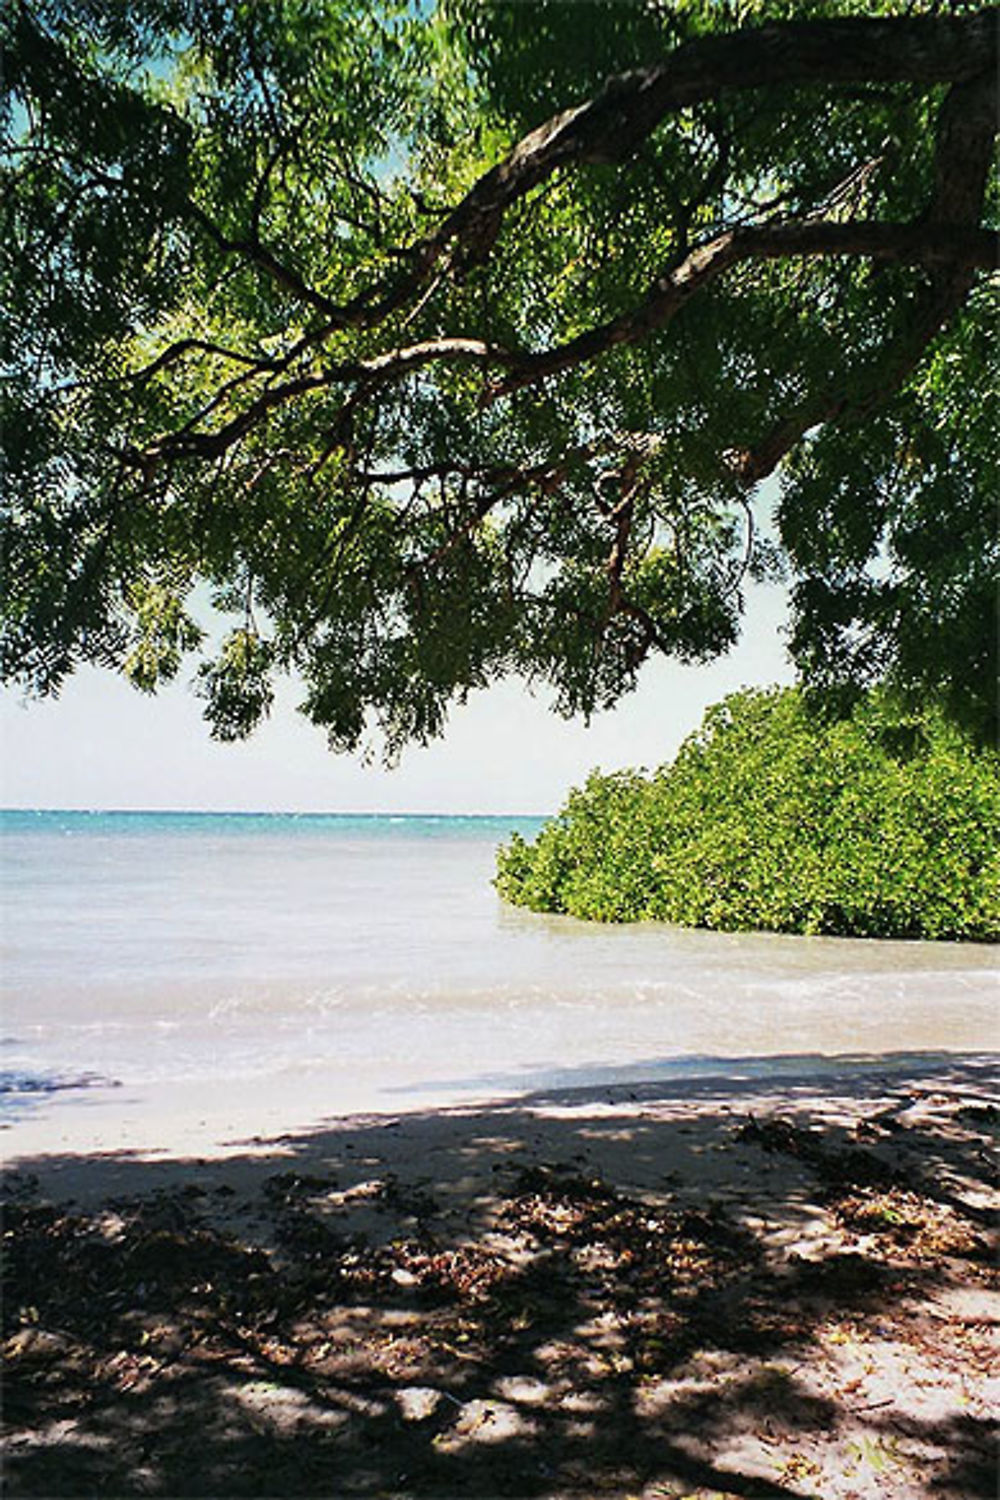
[495,687,1000,940]
[2,1,997,755]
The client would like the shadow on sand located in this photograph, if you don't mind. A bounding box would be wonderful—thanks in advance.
[2,1054,997,1498]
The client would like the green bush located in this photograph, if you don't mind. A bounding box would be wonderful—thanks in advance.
[495,688,1000,941]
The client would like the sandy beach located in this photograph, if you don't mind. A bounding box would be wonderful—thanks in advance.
[4,1050,997,1498]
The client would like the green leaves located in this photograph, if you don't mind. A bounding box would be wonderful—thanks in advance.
[123,579,203,692]
[197,627,274,741]
[780,289,999,742]
[2,2,995,750]
[496,688,1000,941]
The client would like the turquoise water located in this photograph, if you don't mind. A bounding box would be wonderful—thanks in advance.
[2,808,996,1135]
[0,808,540,840]
[0,808,542,991]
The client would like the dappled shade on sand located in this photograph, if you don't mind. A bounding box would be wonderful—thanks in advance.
[3,1058,997,1498]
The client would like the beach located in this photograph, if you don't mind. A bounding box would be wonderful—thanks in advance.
[4,1054,998,1498]
[2,812,998,1495]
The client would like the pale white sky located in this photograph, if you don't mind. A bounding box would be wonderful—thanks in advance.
[0,582,793,815]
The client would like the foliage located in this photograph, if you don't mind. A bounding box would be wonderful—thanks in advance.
[2,2,997,753]
[495,688,1000,940]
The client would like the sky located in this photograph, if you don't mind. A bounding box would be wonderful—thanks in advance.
[0,582,793,815]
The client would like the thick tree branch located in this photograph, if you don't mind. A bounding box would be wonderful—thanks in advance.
[733,67,998,483]
[185,12,997,338]
[131,340,515,465]
[604,461,640,623]
[133,20,998,482]
[135,208,996,468]
[487,220,997,400]
[346,337,506,377]
[416,10,997,282]
[731,265,990,486]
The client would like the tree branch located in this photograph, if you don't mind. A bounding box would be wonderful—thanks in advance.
[127,207,997,469]
[135,371,334,463]
[420,11,996,276]
[135,21,998,480]
[184,12,998,342]
[130,338,283,384]
[185,201,350,321]
[732,67,998,484]
[487,221,997,400]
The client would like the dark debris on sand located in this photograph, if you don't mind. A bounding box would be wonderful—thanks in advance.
[2,1088,997,1498]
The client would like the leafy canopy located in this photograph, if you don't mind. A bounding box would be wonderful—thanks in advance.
[495,687,1000,941]
[2,1,997,754]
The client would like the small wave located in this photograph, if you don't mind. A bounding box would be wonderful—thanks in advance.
[0,1069,119,1098]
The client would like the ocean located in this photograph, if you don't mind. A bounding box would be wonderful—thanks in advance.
[1,809,996,1154]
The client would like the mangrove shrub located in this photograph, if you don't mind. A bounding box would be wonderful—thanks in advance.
[495,688,999,940]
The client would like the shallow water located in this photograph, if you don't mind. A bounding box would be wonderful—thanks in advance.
[1,810,996,1146]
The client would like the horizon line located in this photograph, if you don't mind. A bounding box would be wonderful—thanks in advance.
[0,804,551,820]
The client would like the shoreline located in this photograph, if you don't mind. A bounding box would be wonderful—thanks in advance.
[3,1049,997,1215]
[4,1044,998,1169]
